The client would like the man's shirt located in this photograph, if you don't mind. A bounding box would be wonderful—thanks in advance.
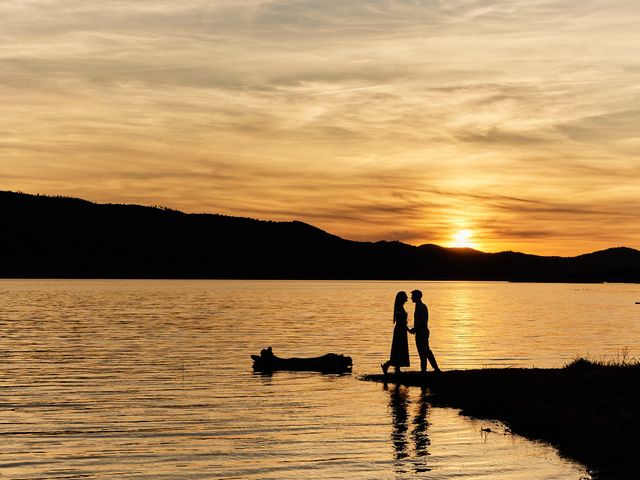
[414,302,429,333]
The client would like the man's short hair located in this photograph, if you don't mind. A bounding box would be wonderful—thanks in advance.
[411,289,423,298]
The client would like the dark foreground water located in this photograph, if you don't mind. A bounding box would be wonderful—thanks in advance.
[2,279,638,479]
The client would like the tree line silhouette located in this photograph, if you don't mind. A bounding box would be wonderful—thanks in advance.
[1,191,639,281]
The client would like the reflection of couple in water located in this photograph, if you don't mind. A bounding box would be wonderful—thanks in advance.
[388,384,431,471]
[382,289,441,375]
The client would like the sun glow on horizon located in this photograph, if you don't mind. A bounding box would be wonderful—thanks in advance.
[450,229,476,249]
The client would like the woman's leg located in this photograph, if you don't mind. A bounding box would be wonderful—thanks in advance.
[381,361,389,374]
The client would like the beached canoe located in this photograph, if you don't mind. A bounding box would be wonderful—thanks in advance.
[251,347,352,373]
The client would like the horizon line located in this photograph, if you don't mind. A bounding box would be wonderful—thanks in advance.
[2,189,636,260]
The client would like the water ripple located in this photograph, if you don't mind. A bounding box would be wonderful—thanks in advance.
[0,279,622,478]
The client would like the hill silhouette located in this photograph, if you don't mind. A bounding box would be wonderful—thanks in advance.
[1,191,639,281]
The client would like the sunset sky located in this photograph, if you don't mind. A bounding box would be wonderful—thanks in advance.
[2,0,640,255]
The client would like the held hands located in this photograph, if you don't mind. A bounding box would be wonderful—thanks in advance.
[408,328,415,334]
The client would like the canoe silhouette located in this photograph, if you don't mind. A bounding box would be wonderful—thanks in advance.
[251,347,352,373]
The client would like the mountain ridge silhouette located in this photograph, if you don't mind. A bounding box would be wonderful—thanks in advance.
[1,190,638,281]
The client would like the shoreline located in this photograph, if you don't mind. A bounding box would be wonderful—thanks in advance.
[361,361,640,480]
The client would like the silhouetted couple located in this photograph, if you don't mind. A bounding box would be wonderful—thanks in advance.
[382,290,441,375]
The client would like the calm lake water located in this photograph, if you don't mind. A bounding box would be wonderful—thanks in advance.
[2,279,639,479]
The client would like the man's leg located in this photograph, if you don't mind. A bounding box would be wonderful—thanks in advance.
[416,338,427,372]
[418,348,427,372]
[424,337,441,372]
[426,349,441,372]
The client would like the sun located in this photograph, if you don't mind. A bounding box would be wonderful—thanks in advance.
[450,229,475,249]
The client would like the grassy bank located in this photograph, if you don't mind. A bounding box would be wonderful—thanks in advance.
[362,359,640,480]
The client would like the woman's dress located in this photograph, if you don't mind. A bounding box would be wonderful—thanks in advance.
[389,310,410,367]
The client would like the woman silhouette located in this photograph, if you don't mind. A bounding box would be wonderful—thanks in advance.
[382,291,411,374]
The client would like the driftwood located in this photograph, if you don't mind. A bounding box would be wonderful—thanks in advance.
[251,347,352,373]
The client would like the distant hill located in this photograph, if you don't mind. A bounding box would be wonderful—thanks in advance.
[1,191,639,282]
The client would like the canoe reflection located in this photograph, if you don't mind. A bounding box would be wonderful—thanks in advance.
[387,384,432,474]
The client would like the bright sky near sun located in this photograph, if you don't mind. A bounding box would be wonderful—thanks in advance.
[2,0,640,255]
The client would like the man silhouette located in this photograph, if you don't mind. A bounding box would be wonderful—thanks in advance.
[410,290,441,373]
